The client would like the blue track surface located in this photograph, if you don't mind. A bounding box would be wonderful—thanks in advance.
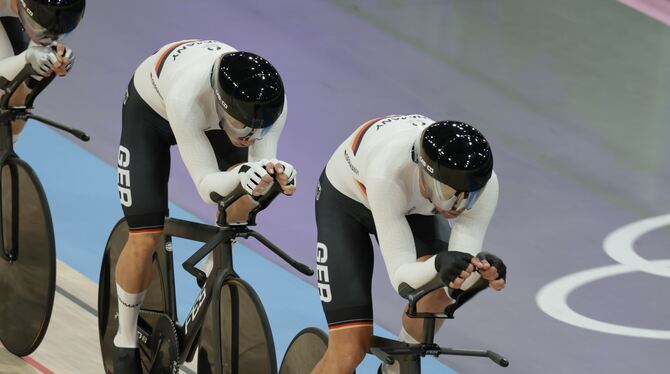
[16,123,453,373]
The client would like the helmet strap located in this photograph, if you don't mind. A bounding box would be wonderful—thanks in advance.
[411,137,420,163]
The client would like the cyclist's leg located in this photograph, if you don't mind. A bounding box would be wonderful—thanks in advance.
[374,216,451,373]
[313,172,376,373]
[114,232,162,341]
[313,326,373,374]
[113,78,174,356]
[401,215,452,341]
[399,256,452,340]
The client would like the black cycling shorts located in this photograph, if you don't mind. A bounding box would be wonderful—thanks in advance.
[315,171,450,330]
[117,78,247,232]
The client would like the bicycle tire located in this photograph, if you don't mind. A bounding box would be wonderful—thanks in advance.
[98,219,174,373]
[198,277,277,374]
[0,158,56,356]
[279,327,328,374]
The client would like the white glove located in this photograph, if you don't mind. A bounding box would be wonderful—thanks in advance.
[271,159,297,187]
[47,44,75,72]
[61,46,75,71]
[238,161,273,195]
[25,46,57,75]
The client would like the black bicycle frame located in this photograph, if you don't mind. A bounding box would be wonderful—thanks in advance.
[135,183,313,368]
[0,66,52,262]
[176,221,235,360]
[0,149,19,262]
[0,64,88,262]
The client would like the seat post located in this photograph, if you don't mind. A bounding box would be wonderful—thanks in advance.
[0,122,14,261]
[422,317,436,345]
[0,116,12,152]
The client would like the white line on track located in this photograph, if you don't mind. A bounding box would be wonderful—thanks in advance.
[536,214,670,339]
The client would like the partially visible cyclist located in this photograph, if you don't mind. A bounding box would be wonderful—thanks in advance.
[312,115,507,373]
[0,0,85,142]
[113,39,297,373]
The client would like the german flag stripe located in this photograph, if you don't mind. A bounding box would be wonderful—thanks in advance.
[356,180,367,197]
[350,117,384,155]
[328,321,373,332]
[154,40,196,78]
[129,227,164,235]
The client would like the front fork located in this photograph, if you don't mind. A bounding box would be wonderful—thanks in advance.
[0,151,19,262]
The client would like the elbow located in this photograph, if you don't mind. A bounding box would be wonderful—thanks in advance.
[390,275,403,295]
[391,258,438,294]
[197,188,217,205]
[195,179,218,205]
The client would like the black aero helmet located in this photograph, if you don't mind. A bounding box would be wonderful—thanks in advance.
[418,121,493,191]
[213,51,284,130]
[416,121,493,210]
[18,0,86,44]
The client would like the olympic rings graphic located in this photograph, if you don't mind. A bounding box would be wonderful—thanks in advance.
[536,214,670,340]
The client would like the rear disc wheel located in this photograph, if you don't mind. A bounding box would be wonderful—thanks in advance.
[279,327,328,374]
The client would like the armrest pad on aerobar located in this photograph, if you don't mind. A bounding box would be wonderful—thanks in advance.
[398,278,444,300]
[0,65,32,109]
[444,277,489,318]
[400,277,490,318]
[399,278,444,317]
[210,184,247,206]
[0,77,9,90]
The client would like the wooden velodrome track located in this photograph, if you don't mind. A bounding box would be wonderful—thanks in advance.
[0,261,198,373]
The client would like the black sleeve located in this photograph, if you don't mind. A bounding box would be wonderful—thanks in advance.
[205,129,248,171]
[0,17,30,55]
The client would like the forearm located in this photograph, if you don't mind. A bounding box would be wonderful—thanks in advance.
[392,256,438,291]
[196,166,242,204]
[168,96,238,204]
[0,50,27,81]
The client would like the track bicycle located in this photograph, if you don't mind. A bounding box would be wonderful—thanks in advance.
[98,183,314,373]
[0,64,89,356]
[280,277,509,373]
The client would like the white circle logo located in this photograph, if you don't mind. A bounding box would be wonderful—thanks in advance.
[536,214,670,340]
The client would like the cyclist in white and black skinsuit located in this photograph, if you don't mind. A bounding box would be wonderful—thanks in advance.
[113,39,297,372]
[313,115,507,373]
[0,0,83,141]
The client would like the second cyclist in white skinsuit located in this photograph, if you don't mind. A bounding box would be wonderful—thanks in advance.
[313,115,507,373]
[113,39,297,373]
[132,39,288,197]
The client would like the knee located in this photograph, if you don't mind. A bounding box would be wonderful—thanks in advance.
[323,338,369,369]
[417,288,452,313]
[125,233,161,260]
[338,344,368,366]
